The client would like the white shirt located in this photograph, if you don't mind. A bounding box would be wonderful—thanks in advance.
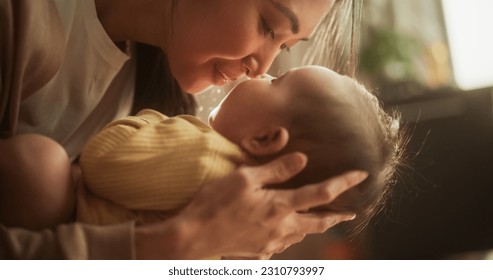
[17,0,135,160]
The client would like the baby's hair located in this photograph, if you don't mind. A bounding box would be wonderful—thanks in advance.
[272,74,405,233]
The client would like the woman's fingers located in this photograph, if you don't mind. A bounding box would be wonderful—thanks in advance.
[287,170,368,211]
[268,211,356,254]
[297,211,357,235]
[243,152,307,185]
[177,156,365,258]
[223,254,273,260]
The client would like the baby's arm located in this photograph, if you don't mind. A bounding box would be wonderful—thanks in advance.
[79,110,240,212]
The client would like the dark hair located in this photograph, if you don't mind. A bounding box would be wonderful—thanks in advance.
[131,0,196,117]
[281,0,404,232]
[132,43,196,116]
[271,75,405,233]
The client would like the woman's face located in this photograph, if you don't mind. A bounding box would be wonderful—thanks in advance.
[165,0,333,93]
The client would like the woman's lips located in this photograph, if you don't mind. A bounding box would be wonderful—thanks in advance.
[214,65,240,82]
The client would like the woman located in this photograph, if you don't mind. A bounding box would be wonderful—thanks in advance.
[0,0,365,259]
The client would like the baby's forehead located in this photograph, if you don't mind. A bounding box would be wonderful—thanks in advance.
[287,66,350,99]
[290,65,339,78]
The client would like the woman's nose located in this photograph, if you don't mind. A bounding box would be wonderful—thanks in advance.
[242,47,280,78]
[242,55,259,78]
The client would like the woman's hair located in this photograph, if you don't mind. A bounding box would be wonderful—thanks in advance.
[275,75,405,233]
[302,0,363,77]
[132,43,196,116]
[131,0,195,117]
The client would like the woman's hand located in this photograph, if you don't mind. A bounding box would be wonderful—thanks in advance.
[135,152,367,259]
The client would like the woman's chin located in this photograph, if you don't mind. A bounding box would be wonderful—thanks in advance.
[178,79,211,95]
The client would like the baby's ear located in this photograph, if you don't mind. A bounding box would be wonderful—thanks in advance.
[240,127,289,156]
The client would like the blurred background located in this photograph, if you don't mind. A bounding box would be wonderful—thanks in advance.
[196,0,493,260]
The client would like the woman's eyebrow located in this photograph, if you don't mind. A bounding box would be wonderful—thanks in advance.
[269,0,300,34]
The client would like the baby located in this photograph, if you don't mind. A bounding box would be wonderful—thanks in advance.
[77,66,404,232]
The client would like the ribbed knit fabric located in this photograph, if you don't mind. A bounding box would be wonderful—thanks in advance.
[78,109,246,225]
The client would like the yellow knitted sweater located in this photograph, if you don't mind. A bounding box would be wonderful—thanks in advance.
[77,109,246,225]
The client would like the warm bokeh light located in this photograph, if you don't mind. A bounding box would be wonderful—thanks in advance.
[442,0,493,90]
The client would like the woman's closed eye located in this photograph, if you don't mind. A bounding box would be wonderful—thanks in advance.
[259,16,290,53]
[260,16,275,40]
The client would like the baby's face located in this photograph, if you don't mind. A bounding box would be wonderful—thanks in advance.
[208,65,344,143]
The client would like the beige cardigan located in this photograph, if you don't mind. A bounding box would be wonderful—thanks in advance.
[0,0,134,259]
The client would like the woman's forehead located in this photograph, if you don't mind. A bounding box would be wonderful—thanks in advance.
[270,0,334,33]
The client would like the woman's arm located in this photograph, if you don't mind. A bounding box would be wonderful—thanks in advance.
[0,222,135,259]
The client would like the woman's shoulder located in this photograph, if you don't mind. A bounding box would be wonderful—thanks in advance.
[2,0,66,85]
[1,0,66,136]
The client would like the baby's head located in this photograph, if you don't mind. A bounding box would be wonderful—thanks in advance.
[209,65,404,229]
